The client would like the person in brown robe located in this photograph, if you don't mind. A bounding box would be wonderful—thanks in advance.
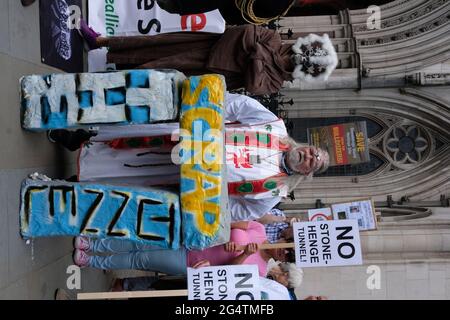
[87,24,295,95]
[80,20,338,95]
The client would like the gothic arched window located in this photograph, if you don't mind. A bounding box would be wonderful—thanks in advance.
[290,116,386,177]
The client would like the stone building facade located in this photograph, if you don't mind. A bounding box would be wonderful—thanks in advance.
[276,0,450,299]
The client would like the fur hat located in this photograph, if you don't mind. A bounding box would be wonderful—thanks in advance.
[291,33,338,82]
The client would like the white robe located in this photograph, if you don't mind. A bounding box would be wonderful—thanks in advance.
[79,93,288,221]
[260,277,292,300]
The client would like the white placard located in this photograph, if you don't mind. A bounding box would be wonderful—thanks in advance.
[88,0,226,72]
[187,265,260,301]
[293,220,363,268]
[308,207,333,221]
[331,199,377,231]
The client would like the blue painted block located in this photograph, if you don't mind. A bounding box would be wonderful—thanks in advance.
[77,91,93,109]
[20,178,181,249]
[126,70,150,88]
[125,105,151,124]
[104,87,126,106]
[180,74,230,250]
[21,70,186,131]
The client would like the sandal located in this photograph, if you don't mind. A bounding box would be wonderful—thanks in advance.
[77,18,101,51]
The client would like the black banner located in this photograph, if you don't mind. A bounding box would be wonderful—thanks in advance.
[39,0,83,72]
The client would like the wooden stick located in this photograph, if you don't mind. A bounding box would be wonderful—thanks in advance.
[77,289,188,300]
[236,242,295,251]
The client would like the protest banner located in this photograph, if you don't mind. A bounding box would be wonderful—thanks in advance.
[307,121,370,166]
[187,265,260,300]
[308,207,333,221]
[293,220,363,268]
[331,198,377,231]
[88,0,226,71]
[39,0,83,73]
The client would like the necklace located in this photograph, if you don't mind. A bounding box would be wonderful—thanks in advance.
[249,151,294,176]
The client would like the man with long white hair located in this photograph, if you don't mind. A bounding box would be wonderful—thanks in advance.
[50,93,329,221]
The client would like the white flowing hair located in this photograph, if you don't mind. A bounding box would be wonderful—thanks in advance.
[280,137,329,192]
[291,33,338,82]
[281,263,304,289]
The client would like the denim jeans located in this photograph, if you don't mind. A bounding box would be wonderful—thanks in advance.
[89,238,187,275]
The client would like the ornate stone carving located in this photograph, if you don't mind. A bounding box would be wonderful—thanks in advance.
[383,123,432,169]
[351,0,416,16]
[423,73,450,85]
[362,66,371,77]
[406,73,450,85]
[358,13,450,46]
[354,0,448,32]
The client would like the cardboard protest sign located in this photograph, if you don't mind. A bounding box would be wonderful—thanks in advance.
[308,208,333,221]
[88,0,226,71]
[293,220,363,268]
[307,121,370,166]
[331,198,377,231]
[188,265,260,300]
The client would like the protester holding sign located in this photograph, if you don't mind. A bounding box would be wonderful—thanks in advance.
[266,260,303,289]
[73,220,302,290]
[78,21,338,95]
[257,208,299,244]
[109,274,293,300]
[188,221,291,277]
[50,92,330,221]
[292,220,363,268]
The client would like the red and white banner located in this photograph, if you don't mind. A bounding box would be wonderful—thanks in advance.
[88,0,226,71]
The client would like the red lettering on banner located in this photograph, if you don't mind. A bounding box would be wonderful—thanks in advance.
[332,125,348,165]
[181,14,207,31]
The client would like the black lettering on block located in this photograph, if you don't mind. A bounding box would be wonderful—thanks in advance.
[107,191,130,237]
[80,189,104,234]
[136,198,166,242]
[49,186,76,217]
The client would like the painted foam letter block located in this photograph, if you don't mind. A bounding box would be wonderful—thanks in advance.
[21,69,186,131]
[180,74,230,250]
[20,178,181,249]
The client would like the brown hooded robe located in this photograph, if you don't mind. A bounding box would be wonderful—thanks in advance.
[106,25,294,95]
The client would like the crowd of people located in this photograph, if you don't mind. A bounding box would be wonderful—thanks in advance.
[27,0,341,300]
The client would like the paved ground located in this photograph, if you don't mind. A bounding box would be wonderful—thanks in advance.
[0,0,113,300]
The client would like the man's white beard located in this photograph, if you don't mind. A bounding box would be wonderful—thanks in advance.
[286,148,304,172]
